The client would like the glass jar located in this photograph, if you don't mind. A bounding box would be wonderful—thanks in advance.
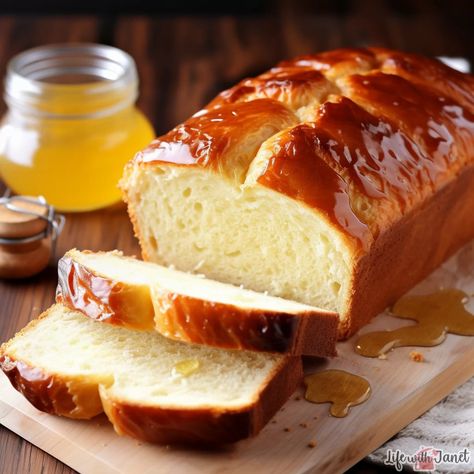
[0,44,154,211]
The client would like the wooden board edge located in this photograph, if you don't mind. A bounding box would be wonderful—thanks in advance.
[0,395,120,474]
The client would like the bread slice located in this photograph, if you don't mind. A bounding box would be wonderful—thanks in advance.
[121,47,474,338]
[0,304,301,445]
[56,249,337,356]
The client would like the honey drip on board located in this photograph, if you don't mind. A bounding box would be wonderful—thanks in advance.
[355,289,474,358]
[304,370,371,418]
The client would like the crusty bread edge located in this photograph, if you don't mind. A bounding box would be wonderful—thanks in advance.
[341,164,474,337]
[100,355,302,445]
[0,305,105,419]
[58,249,338,356]
[57,250,156,331]
[0,304,303,445]
[120,164,151,258]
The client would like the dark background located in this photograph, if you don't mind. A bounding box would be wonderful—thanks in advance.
[0,1,472,473]
[0,0,472,136]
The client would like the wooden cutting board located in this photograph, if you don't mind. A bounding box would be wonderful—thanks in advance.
[1,243,474,474]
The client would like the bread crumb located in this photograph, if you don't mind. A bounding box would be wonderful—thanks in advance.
[307,440,317,448]
[284,427,291,432]
[409,351,425,362]
[299,423,308,428]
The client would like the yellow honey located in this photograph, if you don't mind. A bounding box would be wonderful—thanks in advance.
[0,44,154,211]
[173,359,200,377]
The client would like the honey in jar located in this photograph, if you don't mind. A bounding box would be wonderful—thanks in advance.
[0,44,154,211]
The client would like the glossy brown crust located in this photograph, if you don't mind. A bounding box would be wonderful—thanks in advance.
[101,356,302,446]
[343,71,473,178]
[57,252,338,356]
[340,164,474,337]
[154,292,337,356]
[1,355,74,414]
[56,255,155,331]
[0,355,103,419]
[278,47,378,75]
[133,99,298,182]
[207,67,338,113]
[372,48,474,112]
[279,47,474,111]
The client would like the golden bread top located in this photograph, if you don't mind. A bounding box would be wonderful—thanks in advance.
[131,48,474,250]
[134,99,298,182]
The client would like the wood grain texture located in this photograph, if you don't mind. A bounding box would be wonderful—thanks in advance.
[0,2,473,473]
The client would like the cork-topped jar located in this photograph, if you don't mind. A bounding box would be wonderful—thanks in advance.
[0,195,64,279]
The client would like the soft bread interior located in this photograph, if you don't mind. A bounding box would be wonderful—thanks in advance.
[4,305,284,409]
[70,250,327,314]
[125,166,352,315]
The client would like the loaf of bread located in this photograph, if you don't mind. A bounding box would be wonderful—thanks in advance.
[0,304,300,445]
[121,47,474,338]
[56,249,337,356]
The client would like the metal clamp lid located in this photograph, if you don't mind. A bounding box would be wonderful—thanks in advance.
[0,191,65,259]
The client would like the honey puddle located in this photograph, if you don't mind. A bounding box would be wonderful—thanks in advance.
[304,370,371,417]
[356,288,474,358]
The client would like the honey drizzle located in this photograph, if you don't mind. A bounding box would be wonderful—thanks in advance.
[173,359,200,377]
[303,369,371,418]
[355,289,474,358]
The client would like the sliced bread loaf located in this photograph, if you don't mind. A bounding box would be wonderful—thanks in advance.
[56,249,338,356]
[121,48,474,338]
[0,304,301,445]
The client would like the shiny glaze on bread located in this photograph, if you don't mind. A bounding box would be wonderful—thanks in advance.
[133,47,474,250]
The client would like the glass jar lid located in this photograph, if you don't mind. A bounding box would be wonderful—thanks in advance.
[4,43,138,119]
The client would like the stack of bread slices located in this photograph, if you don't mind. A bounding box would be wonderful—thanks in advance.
[0,249,337,445]
[2,46,474,445]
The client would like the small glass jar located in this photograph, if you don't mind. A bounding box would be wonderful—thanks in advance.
[0,44,154,211]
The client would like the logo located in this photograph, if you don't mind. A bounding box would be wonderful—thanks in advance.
[413,447,440,471]
[383,446,471,472]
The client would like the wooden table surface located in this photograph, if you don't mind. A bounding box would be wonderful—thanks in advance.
[0,2,472,473]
